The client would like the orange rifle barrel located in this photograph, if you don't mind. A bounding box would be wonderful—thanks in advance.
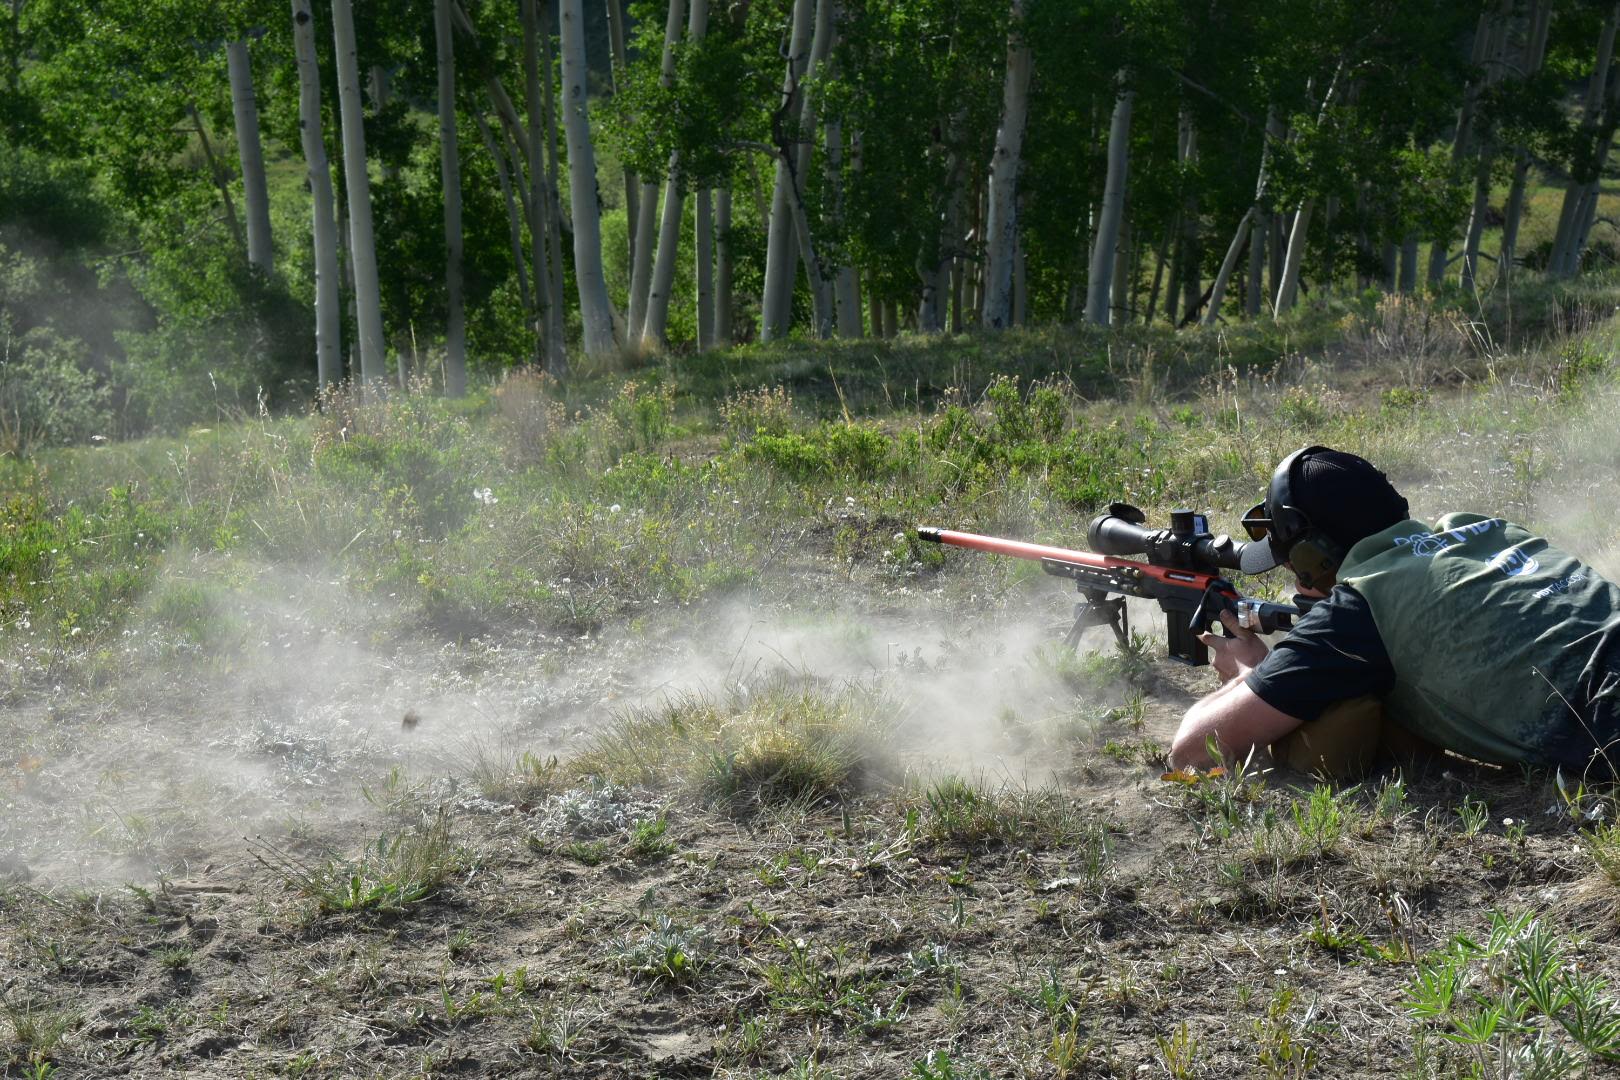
[915,527,1221,589]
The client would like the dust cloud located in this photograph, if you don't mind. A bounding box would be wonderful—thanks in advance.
[1,554,1130,886]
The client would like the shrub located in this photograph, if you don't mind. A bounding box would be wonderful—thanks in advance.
[0,322,111,455]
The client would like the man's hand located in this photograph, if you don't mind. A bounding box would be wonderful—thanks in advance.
[1198,608,1269,683]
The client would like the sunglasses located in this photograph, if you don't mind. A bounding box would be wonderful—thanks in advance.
[1240,502,1272,543]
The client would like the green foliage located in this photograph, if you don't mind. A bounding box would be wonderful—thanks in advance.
[254,811,461,918]
[1405,911,1620,1073]
[579,679,896,812]
[609,914,709,990]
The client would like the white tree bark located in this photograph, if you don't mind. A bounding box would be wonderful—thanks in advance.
[538,8,569,360]
[1205,107,1280,325]
[474,112,532,316]
[793,0,837,336]
[558,0,619,356]
[1500,1,1553,276]
[290,0,340,389]
[1459,2,1517,289]
[434,0,467,394]
[828,120,862,336]
[982,0,1032,330]
[226,41,273,275]
[1084,80,1133,326]
[1427,10,1499,285]
[645,0,710,348]
[605,0,638,272]
[715,188,734,344]
[629,0,684,344]
[1553,3,1620,275]
[331,0,386,386]
[1273,201,1313,315]
[695,189,715,349]
[520,0,559,372]
[760,0,817,341]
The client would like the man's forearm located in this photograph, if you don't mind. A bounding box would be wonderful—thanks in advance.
[1169,674,1303,770]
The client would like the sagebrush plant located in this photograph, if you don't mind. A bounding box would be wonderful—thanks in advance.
[609,914,709,989]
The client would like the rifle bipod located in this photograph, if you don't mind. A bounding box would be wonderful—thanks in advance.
[1063,589,1129,650]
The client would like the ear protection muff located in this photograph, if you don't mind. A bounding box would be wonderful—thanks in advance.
[1266,446,1346,591]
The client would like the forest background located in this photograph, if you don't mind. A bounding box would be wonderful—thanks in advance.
[5,0,1620,442]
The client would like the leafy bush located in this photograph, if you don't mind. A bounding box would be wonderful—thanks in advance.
[0,324,111,455]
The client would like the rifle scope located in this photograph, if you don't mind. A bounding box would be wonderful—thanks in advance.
[1087,503,1246,574]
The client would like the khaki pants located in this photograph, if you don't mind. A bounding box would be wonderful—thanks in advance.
[1270,696,1439,780]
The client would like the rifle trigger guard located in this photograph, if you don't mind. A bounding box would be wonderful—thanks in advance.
[1188,582,1230,636]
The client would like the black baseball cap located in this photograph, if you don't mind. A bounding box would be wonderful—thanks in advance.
[1238,448,1409,574]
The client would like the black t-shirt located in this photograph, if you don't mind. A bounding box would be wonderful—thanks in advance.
[1244,586,1395,722]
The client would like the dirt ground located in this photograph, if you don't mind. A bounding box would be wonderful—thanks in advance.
[4,564,1619,1078]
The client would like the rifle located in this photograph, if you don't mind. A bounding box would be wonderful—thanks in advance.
[917,504,1310,666]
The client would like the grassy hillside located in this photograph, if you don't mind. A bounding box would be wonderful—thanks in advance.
[3,277,1620,1078]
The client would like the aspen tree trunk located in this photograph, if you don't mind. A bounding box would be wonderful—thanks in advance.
[1146,225,1171,323]
[627,0,684,343]
[227,41,274,274]
[434,0,467,395]
[1554,3,1620,275]
[1202,209,1255,326]
[835,125,861,333]
[1164,215,1183,326]
[520,0,557,371]
[1014,220,1029,326]
[643,161,684,346]
[827,117,863,336]
[1084,80,1133,326]
[1429,9,1503,285]
[605,0,638,271]
[695,189,715,349]
[1571,96,1620,269]
[475,112,532,317]
[716,189,735,344]
[1244,215,1265,317]
[793,0,837,337]
[1269,214,1286,302]
[1177,116,1200,320]
[760,0,817,340]
[188,103,245,256]
[1399,236,1418,293]
[950,259,963,333]
[291,0,341,389]
[370,66,401,186]
[1501,1,1553,277]
[867,273,883,337]
[1460,3,1517,289]
[982,0,1032,330]
[1206,108,1279,325]
[690,0,716,348]
[645,0,707,348]
[558,0,619,357]
[1273,201,1313,315]
[1110,212,1131,325]
[965,182,983,320]
[538,8,569,358]
[331,0,387,385]
[1380,240,1396,292]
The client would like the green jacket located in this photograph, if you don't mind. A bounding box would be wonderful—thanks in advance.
[1340,514,1620,769]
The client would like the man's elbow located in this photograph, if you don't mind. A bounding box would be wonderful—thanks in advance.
[1168,704,1216,771]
